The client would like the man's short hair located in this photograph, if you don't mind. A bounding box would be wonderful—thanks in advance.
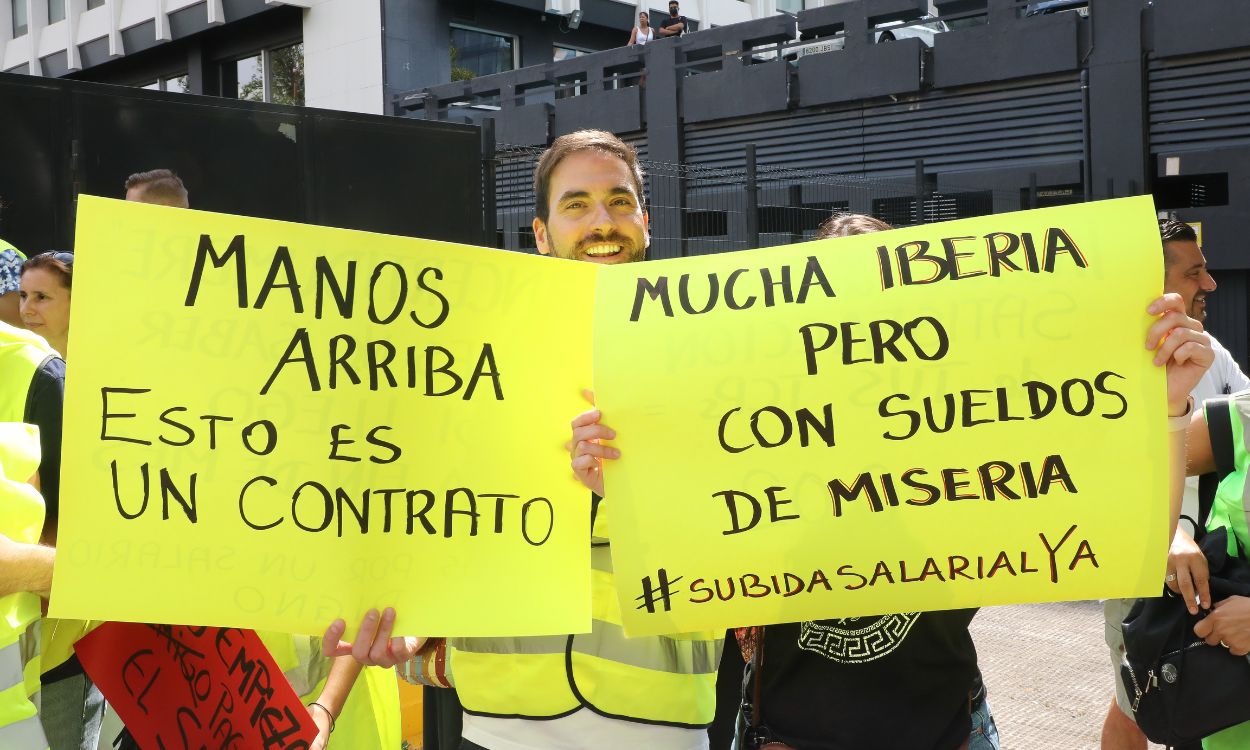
[815,212,892,240]
[1159,218,1197,245]
[125,169,189,207]
[1159,218,1198,266]
[533,131,645,224]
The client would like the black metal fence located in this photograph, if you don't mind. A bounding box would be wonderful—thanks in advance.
[486,141,1071,258]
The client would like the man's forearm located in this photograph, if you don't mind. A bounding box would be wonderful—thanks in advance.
[1167,394,1191,543]
[0,542,54,599]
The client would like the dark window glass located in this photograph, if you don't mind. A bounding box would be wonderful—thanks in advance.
[268,43,304,106]
[236,54,264,101]
[450,26,514,81]
[49,0,66,24]
[12,0,27,37]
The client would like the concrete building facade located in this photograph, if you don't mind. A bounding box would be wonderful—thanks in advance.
[1,0,780,113]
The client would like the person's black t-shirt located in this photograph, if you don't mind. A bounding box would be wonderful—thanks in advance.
[25,356,63,531]
[660,14,687,36]
[757,610,979,750]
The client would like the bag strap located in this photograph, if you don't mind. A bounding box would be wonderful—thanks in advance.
[1208,396,1236,481]
[751,627,764,730]
[1199,396,1236,529]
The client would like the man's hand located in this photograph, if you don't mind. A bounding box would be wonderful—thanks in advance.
[568,389,619,497]
[1194,596,1250,656]
[1145,293,1212,415]
[1166,526,1209,614]
[321,608,422,667]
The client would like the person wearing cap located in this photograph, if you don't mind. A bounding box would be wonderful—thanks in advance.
[0,240,26,328]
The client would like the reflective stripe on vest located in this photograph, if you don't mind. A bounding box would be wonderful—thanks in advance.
[449,498,722,727]
[0,635,45,749]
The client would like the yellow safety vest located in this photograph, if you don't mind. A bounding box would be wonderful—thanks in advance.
[0,323,56,424]
[0,322,93,678]
[449,504,723,727]
[0,423,49,750]
[256,632,401,747]
[1203,390,1250,750]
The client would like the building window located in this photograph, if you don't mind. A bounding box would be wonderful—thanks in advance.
[236,53,265,101]
[231,43,304,105]
[450,25,516,81]
[135,74,190,93]
[49,0,66,23]
[554,45,588,63]
[86,0,104,8]
[268,42,304,106]
[11,0,27,37]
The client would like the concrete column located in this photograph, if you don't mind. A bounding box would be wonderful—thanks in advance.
[383,0,453,108]
[304,0,385,113]
[643,41,684,259]
[1087,0,1147,199]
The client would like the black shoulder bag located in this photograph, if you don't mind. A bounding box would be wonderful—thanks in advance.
[1121,396,1250,746]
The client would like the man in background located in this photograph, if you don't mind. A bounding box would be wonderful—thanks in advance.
[123,169,189,208]
[658,0,688,37]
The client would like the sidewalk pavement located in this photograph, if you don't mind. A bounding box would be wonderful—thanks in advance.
[971,601,1166,750]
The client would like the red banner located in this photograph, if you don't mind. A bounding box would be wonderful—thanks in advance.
[76,622,317,750]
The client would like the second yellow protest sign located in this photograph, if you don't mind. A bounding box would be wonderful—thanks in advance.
[594,197,1170,636]
[53,196,595,637]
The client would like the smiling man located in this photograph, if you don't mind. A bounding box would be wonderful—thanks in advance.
[532,134,648,265]
[325,130,722,750]
[1100,218,1249,750]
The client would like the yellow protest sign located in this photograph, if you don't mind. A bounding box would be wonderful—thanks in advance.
[52,196,594,637]
[594,197,1169,637]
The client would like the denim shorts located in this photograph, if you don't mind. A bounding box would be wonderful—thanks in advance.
[969,697,1001,750]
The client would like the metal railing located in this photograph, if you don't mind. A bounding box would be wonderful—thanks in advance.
[485,142,1061,258]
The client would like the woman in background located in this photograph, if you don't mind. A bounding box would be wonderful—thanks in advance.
[629,11,655,45]
[19,252,72,360]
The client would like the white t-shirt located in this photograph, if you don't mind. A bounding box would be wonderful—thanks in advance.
[462,709,709,750]
[1180,335,1250,529]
